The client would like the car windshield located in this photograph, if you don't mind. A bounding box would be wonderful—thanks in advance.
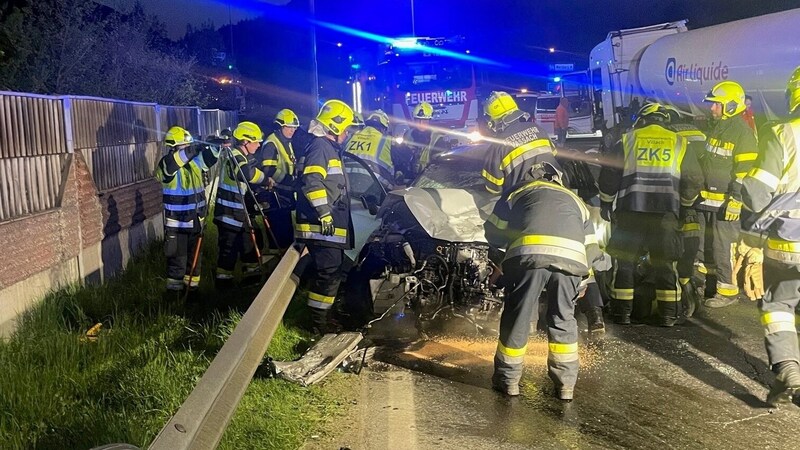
[537,97,561,111]
[412,151,485,189]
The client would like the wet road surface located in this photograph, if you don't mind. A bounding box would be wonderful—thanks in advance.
[308,299,800,449]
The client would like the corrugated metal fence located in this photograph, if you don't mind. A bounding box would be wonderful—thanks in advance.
[0,91,237,221]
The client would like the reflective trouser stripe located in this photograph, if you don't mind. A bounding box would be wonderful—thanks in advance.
[183,274,200,287]
[308,291,335,310]
[548,342,578,363]
[614,288,634,301]
[717,283,739,296]
[762,311,796,335]
[496,341,526,365]
[656,289,680,302]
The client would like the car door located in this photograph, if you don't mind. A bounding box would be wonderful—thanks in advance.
[342,152,388,260]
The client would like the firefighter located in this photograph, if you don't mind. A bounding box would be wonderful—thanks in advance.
[402,102,448,176]
[346,109,396,190]
[599,102,703,326]
[155,126,219,291]
[664,105,708,318]
[352,111,366,132]
[741,67,800,405]
[482,91,562,196]
[295,99,355,333]
[257,109,299,255]
[485,162,599,400]
[694,81,759,308]
[213,121,270,288]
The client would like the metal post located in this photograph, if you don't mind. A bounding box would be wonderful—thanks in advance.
[310,0,319,112]
[410,0,416,37]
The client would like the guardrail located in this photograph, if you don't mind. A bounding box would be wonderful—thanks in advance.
[145,246,302,450]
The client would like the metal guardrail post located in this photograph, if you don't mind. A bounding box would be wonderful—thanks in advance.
[148,246,303,450]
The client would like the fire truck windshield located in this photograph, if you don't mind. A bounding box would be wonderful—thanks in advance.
[394,60,473,92]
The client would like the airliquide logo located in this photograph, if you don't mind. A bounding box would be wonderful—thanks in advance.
[665,57,729,86]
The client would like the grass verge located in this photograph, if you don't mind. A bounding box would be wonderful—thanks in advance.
[0,223,358,449]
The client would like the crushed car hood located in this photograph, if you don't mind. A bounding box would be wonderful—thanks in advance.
[381,187,497,243]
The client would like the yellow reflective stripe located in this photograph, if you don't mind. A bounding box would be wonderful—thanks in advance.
[307,189,327,200]
[615,288,634,300]
[681,223,700,232]
[761,311,795,326]
[599,191,616,203]
[767,238,800,253]
[735,172,747,180]
[748,168,781,190]
[328,159,342,168]
[497,341,527,357]
[295,223,347,237]
[734,152,758,163]
[681,195,698,207]
[304,165,327,177]
[679,278,690,285]
[701,191,727,201]
[487,214,508,230]
[548,342,578,354]
[308,292,335,304]
[656,289,680,302]
[262,159,279,167]
[585,233,598,246]
[512,235,585,255]
[500,139,551,169]
[173,150,189,166]
[482,169,504,187]
[717,285,739,296]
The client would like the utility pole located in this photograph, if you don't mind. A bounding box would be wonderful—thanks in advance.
[410,0,416,37]
[310,0,320,114]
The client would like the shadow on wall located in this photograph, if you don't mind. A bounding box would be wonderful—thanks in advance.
[101,194,122,281]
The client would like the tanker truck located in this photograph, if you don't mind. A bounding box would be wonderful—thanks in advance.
[573,8,800,141]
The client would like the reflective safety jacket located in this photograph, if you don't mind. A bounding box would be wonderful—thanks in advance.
[155,144,218,233]
[696,114,758,211]
[345,125,394,189]
[403,127,448,174]
[482,121,560,195]
[484,179,600,277]
[599,124,702,214]
[295,135,353,249]
[258,131,296,210]
[213,146,269,230]
[742,117,800,265]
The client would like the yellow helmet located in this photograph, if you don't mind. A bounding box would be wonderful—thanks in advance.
[633,101,670,127]
[484,91,519,122]
[275,109,300,128]
[232,121,264,142]
[316,99,355,136]
[704,81,746,118]
[412,102,433,120]
[164,126,193,147]
[367,109,390,129]
[787,66,800,114]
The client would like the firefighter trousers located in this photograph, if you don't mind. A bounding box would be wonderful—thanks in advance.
[577,277,604,312]
[303,245,344,330]
[216,225,260,279]
[678,210,740,297]
[265,208,294,250]
[495,266,581,390]
[609,212,681,320]
[759,260,800,368]
[165,230,202,289]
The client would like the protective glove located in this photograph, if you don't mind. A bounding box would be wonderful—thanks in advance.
[680,206,698,225]
[733,241,764,301]
[319,214,334,236]
[723,197,742,221]
[600,201,613,222]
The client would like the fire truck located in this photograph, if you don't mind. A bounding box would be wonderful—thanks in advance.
[350,36,482,144]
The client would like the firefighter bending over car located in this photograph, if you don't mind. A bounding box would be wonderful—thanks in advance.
[156,126,220,291]
[346,109,397,190]
[398,102,449,177]
[481,91,563,196]
[599,101,703,326]
[213,121,271,288]
[485,162,600,401]
[295,99,356,334]
[741,67,800,405]
[257,109,300,257]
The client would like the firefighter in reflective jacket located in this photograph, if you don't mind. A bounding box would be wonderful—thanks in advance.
[694,81,760,308]
[402,102,448,176]
[742,66,800,405]
[599,102,703,326]
[295,99,355,333]
[665,105,708,318]
[482,91,562,196]
[346,109,396,190]
[156,126,219,290]
[257,109,300,253]
[213,121,269,287]
[485,162,599,400]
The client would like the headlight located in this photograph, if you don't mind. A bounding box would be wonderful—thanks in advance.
[394,136,404,145]
[467,131,483,143]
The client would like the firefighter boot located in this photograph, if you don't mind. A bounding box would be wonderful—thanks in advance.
[585,307,605,335]
[556,386,574,402]
[492,372,520,397]
[767,361,800,405]
[704,293,739,309]
[680,279,702,319]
